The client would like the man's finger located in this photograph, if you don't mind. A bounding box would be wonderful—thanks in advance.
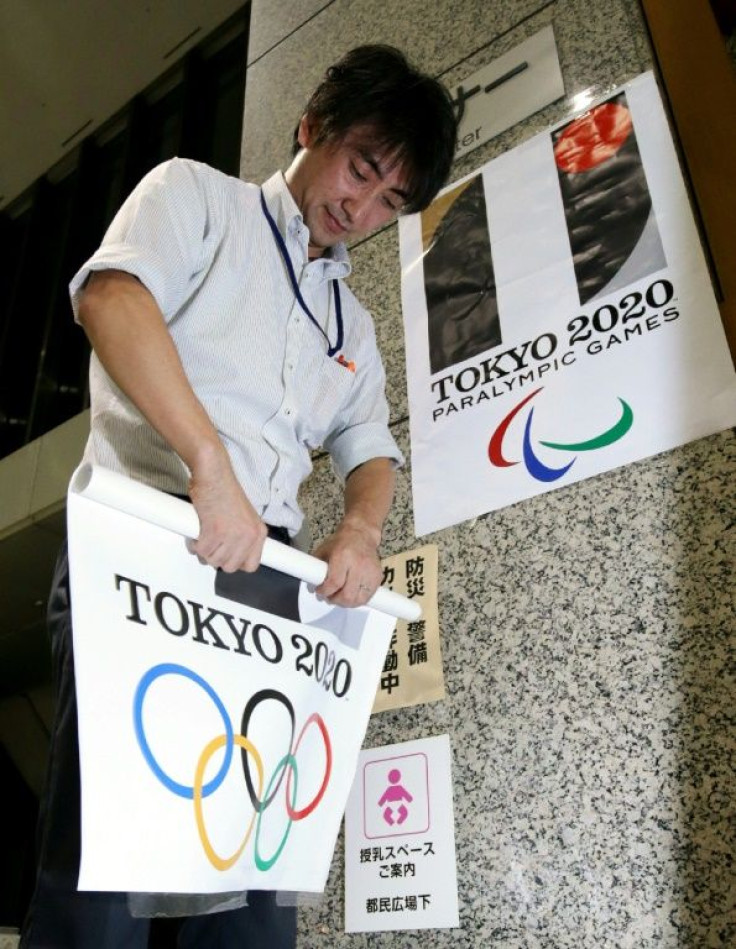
[317,563,348,598]
[240,539,265,574]
[318,551,349,590]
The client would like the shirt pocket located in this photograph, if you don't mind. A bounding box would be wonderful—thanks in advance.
[298,351,356,450]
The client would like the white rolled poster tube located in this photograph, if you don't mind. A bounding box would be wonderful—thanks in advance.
[70,464,421,622]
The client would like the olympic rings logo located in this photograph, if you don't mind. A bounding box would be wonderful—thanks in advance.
[133,663,333,872]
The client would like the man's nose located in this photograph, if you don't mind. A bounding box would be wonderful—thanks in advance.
[344,189,376,226]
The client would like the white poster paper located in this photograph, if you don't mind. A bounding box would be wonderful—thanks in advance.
[67,473,399,895]
[399,71,736,536]
[344,735,459,932]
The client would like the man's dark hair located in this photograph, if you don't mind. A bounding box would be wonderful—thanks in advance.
[293,45,457,213]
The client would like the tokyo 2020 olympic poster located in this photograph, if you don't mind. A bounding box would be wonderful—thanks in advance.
[399,71,736,536]
[67,485,395,895]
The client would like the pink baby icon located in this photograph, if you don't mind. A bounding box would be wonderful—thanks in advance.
[378,768,413,825]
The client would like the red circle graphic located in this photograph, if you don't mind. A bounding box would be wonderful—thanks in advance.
[554,102,633,174]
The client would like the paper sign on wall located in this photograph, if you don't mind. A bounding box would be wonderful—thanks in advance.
[451,24,565,158]
[399,71,736,536]
[373,544,444,713]
[344,735,459,932]
[67,477,397,895]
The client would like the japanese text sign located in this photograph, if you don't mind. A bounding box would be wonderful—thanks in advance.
[374,545,444,713]
[451,25,564,158]
[345,734,459,932]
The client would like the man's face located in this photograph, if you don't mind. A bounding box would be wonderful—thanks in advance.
[285,117,410,257]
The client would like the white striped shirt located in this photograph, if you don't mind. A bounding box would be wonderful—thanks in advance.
[69,158,402,534]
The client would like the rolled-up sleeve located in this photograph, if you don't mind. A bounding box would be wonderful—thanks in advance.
[323,323,404,481]
[69,158,214,321]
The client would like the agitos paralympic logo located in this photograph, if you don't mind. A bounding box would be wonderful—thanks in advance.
[134,664,332,872]
[488,387,633,483]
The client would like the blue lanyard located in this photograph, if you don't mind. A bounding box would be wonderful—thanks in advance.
[260,190,343,357]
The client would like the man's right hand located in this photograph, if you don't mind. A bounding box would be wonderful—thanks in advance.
[187,447,267,574]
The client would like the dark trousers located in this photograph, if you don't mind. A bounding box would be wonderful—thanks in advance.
[21,538,297,949]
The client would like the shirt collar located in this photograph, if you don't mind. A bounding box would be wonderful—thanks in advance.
[261,171,351,281]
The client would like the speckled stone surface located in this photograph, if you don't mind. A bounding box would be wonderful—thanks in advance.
[241,0,543,184]
[301,426,736,948]
[243,1,736,945]
[247,0,334,64]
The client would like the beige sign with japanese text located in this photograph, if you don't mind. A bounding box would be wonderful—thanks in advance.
[373,545,444,713]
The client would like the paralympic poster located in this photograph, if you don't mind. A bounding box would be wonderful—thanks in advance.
[66,471,397,895]
[398,71,736,536]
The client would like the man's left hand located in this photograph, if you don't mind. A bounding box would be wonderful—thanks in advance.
[312,521,382,608]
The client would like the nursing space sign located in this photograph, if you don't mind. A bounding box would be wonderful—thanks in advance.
[399,71,736,536]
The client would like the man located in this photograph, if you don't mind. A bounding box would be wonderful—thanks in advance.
[21,44,456,948]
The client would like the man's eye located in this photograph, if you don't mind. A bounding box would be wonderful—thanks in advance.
[382,196,400,212]
[350,162,367,182]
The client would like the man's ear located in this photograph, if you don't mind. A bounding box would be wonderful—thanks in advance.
[297,114,313,149]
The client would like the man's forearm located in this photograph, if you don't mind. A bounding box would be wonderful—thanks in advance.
[340,457,396,544]
[312,457,395,607]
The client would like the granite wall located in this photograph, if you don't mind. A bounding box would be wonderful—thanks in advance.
[241,1,736,946]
